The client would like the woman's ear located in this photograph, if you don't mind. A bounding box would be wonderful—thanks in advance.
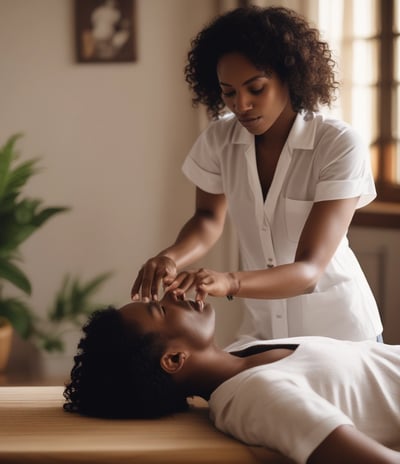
[160,351,188,375]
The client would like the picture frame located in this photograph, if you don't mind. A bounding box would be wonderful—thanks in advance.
[74,0,136,63]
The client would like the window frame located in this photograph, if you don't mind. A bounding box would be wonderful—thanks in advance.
[373,0,400,203]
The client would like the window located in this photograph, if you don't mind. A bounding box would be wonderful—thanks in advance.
[319,0,400,203]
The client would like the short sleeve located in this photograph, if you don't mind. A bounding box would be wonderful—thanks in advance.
[210,372,354,464]
[314,126,376,209]
[182,122,224,194]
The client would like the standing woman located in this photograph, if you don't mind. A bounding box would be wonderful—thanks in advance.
[131,6,383,346]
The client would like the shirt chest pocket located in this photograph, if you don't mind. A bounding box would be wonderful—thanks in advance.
[284,198,313,243]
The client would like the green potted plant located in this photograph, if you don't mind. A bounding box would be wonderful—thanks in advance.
[0,134,111,372]
[0,134,113,371]
[0,134,69,356]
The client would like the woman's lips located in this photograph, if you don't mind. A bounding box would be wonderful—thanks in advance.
[239,116,259,122]
[238,116,261,129]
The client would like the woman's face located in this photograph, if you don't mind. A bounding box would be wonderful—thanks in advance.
[217,52,292,135]
[119,292,215,351]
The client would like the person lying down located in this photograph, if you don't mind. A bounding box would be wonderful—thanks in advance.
[63,293,400,464]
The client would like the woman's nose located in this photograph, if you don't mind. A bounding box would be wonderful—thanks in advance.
[234,92,253,113]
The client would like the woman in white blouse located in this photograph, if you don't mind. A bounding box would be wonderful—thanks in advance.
[131,6,383,345]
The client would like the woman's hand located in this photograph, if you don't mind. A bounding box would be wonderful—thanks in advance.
[131,256,177,301]
[130,190,227,301]
[165,268,239,302]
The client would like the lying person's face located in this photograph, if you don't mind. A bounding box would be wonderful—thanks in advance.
[119,292,216,351]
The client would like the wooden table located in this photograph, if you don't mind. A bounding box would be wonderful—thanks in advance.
[0,386,293,463]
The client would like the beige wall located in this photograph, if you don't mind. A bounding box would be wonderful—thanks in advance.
[0,0,244,374]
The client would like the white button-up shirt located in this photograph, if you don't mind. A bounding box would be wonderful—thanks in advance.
[182,111,383,346]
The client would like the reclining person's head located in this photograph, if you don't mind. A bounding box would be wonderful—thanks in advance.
[63,293,215,419]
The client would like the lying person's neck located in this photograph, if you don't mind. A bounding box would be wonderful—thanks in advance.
[179,349,247,400]
[178,344,296,400]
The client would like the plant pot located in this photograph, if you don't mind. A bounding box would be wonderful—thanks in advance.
[0,318,13,372]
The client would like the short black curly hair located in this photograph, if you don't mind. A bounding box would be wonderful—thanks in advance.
[185,5,338,118]
[63,307,189,419]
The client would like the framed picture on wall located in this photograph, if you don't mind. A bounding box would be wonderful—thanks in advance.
[74,0,136,63]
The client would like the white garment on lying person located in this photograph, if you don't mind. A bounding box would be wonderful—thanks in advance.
[209,336,400,464]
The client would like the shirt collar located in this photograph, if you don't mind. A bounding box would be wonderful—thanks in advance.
[286,111,318,151]
[230,111,318,152]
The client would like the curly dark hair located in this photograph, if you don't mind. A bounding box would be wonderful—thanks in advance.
[185,5,338,118]
[63,307,188,419]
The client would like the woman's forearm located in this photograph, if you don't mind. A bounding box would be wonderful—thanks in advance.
[231,261,321,299]
[159,212,225,270]
[161,189,227,269]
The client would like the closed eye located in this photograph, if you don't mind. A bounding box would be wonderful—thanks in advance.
[221,87,265,98]
[250,87,264,95]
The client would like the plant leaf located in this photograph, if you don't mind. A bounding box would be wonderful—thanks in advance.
[48,272,113,322]
[0,133,23,200]
[49,274,71,322]
[41,336,64,353]
[79,271,114,299]
[0,257,31,294]
[0,206,69,252]
[31,206,70,227]
[0,192,19,214]
[0,222,37,252]
[4,158,40,198]
[15,199,40,224]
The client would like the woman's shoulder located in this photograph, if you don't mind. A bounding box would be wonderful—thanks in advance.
[308,111,366,149]
[313,112,360,138]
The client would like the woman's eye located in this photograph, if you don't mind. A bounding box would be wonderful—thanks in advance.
[221,88,264,98]
[250,87,264,95]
